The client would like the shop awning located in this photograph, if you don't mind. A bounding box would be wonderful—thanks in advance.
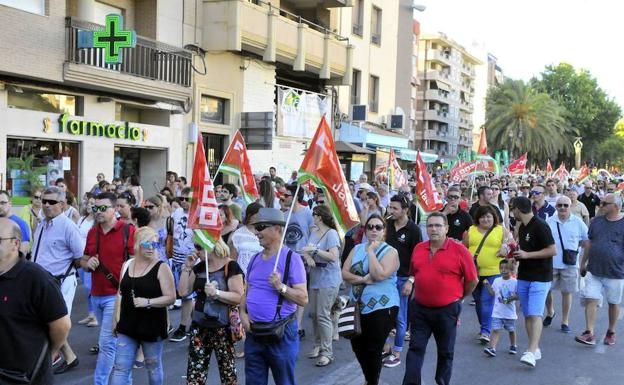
[435,81,451,93]
[335,141,375,154]
[397,149,438,163]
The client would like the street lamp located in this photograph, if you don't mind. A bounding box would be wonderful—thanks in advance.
[411,4,426,12]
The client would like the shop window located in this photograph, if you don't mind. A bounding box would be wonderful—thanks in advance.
[115,103,170,126]
[6,138,79,203]
[0,0,45,15]
[200,95,229,125]
[7,87,82,116]
[94,1,124,24]
[114,147,140,181]
[202,133,224,186]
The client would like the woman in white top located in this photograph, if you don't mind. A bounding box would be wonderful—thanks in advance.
[128,175,144,207]
[228,202,263,275]
[258,179,280,209]
[489,183,510,230]
[77,193,97,327]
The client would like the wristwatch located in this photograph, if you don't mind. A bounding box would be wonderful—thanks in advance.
[408,277,415,284]
[215,289,221,298]
[280,284,288,295]
[147,298,151,308]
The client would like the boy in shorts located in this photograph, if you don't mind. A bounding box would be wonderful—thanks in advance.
[483,259,519,356]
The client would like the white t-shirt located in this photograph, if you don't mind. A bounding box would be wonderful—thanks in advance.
[491,277,518,320]
[545,193,561,208]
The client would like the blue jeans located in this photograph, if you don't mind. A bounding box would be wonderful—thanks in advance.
[391,276,410,352]
[473,275,499,336]
[92,295,117,385]
[79,268,94,313]
[110,334,164,385]
[245,319,299,385]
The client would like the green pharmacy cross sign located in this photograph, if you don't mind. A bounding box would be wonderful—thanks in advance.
[78,14,136,64]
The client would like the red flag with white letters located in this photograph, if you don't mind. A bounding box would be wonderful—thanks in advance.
[508,153,528,175]
[415,151,443,212]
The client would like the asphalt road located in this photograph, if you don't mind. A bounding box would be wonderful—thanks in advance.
[59,283,624,385]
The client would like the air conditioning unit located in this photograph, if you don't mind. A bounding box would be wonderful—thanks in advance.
[351,104,367,122]
[390,115,403,130]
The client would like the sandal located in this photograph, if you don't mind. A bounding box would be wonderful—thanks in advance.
[89,345,99,355]
[315,356,332,367]
[86,318,99,327]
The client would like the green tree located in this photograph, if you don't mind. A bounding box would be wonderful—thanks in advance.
[594,136,624,167]
[485,79,577,164]
[531,63,622,163]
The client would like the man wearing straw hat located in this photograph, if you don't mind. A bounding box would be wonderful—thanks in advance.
[240,208,308,385]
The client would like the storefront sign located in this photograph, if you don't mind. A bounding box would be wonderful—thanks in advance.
[58,113,148,141]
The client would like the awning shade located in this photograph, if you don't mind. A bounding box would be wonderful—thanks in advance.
[435,81,451,93]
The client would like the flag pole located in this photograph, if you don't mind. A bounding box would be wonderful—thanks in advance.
[204,249,209,281]
[273,183,301,272]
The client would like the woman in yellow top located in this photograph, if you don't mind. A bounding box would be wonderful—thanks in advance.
[463,204,511,344]
[18,188,43,243]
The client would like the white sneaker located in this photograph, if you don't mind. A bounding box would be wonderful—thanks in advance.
[520,351,536,367]
[534,348,541,360]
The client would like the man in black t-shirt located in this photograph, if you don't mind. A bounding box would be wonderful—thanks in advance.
[441,186,473,240]
[510,197,556,368]
[469,186,504,223]
[578,182,601,218]
[383,194,422,368]
[0,218,70,385]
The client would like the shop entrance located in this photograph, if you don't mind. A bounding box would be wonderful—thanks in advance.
[202,133,225,186]
[114,146,167,197]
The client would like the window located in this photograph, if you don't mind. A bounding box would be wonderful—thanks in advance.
[7,88,82,116]
[115,104,170,126]
[351,69,361,105]
[94,2,124,24]
[200,95,229,124]
[369,75,379,113]
[0,0,45,15]
[351,0,363,36]
[370,6,382,45]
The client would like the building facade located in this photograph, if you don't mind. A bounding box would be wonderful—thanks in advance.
[0,0,193,200]
[415,32,482,161]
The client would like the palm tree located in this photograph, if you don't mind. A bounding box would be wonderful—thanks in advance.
[485,79,577,164]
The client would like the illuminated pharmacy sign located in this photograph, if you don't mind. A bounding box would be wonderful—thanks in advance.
[58,113,148,141]
[78,14,137,64]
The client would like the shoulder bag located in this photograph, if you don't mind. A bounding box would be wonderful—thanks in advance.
[224,260,245,342]
[0,340,48,384]
[249,250,295,344]
[556,222,579,265]
[338,244,389,339]
[95,223,130,288]
[165,217,174,259]
[472,226,494,274]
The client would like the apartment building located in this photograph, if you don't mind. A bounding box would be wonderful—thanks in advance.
[416,32,483,161]
[0,0,193,200]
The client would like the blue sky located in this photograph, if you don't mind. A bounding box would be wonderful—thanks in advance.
[416,0,623,108]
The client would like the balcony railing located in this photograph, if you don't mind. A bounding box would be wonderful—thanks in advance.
[65,17,192,88]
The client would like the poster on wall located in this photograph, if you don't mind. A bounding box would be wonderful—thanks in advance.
[47,160,63,186]
[277,87,332,139]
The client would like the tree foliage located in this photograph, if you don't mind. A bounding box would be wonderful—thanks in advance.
[594,136,624,167]
[485,79,577,164]
[530,63,622,163]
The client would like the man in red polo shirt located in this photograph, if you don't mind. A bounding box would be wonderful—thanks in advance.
[402,212,478,385]
[80,192,135,385]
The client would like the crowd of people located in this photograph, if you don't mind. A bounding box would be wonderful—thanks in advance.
[0,166,623,385]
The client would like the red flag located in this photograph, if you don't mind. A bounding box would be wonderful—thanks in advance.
[188,134,223,250]
[508,153,528,175]
[415,151,444,212]
[217,131,259,204]
[553,162,569,180]
[546,159,553,175]
[298,117,359,237]
[477,129,488,155]
[576,165,590,183]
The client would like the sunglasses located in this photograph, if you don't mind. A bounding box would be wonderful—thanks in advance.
[529,191,542,196]
[178,197,191,202]
[366,224,384,231]
[144,205,157,210]
[140,241,160,250]
[556,204,570,208]
[32,195,42,200]
[447,195,461,200]
[92,205,111,212]
[254,223,273,232]
[599,201,614,206]
[42,199,60,205]
[317,200,325,204]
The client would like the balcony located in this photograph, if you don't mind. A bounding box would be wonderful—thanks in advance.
[459,99,474,111]
[202,0,352,84]
[425,70,452,83]
[425,89,450,103]
[283,0,353,8]
[427,49,452,65]
[64,17,192,103]
[461,63,476,77]
[424,109,452,123]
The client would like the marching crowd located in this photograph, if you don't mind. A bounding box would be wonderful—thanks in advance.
[0,168,623,385]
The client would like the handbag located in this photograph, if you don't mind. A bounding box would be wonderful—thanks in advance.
[338,244,388,339]
[249,250,294,344]
[165,217,174,259]
[0,340,48,384]
[224,261,245,342]
[556,222,579,265]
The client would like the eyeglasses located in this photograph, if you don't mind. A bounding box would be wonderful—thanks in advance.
[32,195,42,200]
[529,191,542,196]
[446,195,460,200]
[178,197,191,202]
[492,187,500,191]
[0,237,17,243]
[92,205,112,213]
[366,224,384,231]
[42,199,60,206]
[599,201,614,207]
[140,241,160,250]
[254,223,273,232]
[317,200,325,205]
[144,205,157,210]
[556,204,570,208]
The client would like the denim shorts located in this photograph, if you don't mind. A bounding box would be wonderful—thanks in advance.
[517,280,551,317]
[491,317,515,332]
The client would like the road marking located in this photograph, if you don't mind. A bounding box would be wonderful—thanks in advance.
[574,377,593,385]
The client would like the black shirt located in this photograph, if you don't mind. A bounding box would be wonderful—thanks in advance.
[469,202,504,223]
[192,260,244,328]
[578,192,601,218]
[518,216,555,282]
[0,259,67,385]
[445,207,473,241]
[386,218,422,277]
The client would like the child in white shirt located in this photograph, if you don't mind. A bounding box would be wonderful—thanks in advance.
[483,259,518,356]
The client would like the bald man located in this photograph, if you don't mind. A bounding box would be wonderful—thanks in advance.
[545,196,589,332]
[0,218,71,384]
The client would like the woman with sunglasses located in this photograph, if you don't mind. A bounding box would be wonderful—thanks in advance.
[463,205,512,345]
[144,196,169,263]
[178,239,244,385]
[300,205,342,367]
[18,187,44,240]
[77,193,98,327]
[342,214,399,385]
[219,204,239,245]
[111,226,176,385]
